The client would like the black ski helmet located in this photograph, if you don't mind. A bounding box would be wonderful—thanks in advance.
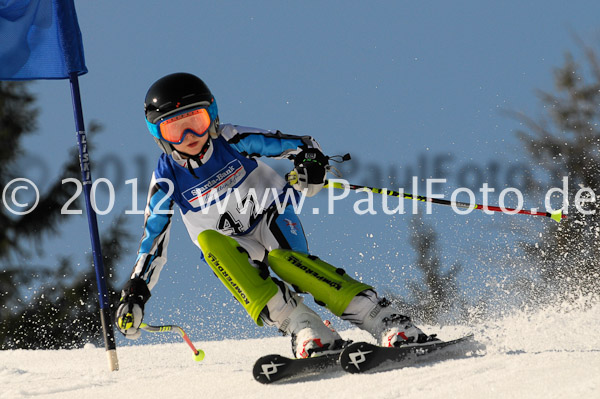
[144,73,219,153]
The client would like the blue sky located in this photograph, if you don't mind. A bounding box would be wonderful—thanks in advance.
[14,1,600,342]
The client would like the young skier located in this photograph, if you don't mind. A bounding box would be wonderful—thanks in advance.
[115,72,436,358]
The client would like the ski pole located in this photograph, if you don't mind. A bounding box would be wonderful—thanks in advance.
[323,180,566,222]
[140,323,205,361]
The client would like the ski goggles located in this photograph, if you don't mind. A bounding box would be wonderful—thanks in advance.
[146,101,218,144]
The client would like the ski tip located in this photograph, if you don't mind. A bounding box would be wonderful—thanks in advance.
[253,354,291,384]
[462,334,476,344]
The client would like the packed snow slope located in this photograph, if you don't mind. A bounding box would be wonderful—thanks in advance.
[2,302,599,399]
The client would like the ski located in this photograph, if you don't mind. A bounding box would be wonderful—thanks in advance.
[340,334,475,374]
[253,352,340,384]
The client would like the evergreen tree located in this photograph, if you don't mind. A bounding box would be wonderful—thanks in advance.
[0,81,130,349]
[516,41,600,302]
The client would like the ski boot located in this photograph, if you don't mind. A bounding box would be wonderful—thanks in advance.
[343,290,438,347]
[378,313,438,347]
[285,302,347,358]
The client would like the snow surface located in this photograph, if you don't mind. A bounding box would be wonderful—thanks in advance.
[2,302,599,399]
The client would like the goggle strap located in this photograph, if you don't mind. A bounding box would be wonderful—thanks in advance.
[151,101,212,124]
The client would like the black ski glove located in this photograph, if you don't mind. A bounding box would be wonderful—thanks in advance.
[115,277,151,340]
[291,147,329,197]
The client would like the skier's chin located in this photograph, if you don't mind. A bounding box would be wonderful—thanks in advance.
[184,148,203,157]
[173,140,205,157]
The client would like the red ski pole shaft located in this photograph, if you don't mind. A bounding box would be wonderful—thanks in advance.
[140,323,205,361]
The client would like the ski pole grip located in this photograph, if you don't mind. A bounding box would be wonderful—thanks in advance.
[286,170,299,185]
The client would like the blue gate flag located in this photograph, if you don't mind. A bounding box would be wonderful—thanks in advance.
[0,0,87,80]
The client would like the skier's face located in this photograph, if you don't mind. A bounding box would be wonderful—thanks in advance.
[171,129,209,156]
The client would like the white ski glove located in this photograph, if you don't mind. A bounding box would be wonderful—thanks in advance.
[115,277,151,340]
[290,148,329,197]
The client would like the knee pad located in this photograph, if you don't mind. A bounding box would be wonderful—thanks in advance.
[268,249,373,316]
[198,230,278,326]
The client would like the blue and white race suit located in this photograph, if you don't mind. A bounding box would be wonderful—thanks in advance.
[130,124,321,291]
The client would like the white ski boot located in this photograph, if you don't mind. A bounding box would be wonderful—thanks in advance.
[343,290,436,347]
[283,302,346,358]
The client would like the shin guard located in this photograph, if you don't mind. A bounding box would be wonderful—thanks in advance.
[268,249,372,316]
[198,230,278,326]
